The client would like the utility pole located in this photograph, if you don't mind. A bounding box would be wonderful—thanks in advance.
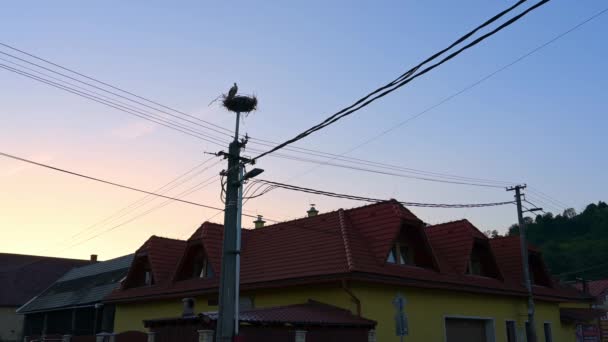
[216,110,245,342]
[216,85,262,342]
[507,184,537,342]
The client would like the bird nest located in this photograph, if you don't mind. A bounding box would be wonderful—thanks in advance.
[222,94,258,113]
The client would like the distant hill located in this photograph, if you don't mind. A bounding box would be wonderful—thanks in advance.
[507,201,608,281]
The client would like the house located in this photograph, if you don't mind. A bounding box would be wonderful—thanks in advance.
[575,279,608,341]
[0,253,92,342]
[105,200,597,342]
[17,254,133,340]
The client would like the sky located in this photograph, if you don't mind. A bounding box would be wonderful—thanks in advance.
[0,0,606,261]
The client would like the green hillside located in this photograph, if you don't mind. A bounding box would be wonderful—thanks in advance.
[507,201,608,281]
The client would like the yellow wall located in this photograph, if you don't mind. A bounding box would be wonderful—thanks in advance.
[114,282,581,342]
[114,296,214,333]
[114,283,351,333]
[350,281,578,342]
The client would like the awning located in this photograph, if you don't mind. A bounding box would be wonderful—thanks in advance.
[560,308,606,323]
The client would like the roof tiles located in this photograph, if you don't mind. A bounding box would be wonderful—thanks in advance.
[106,201,587,304]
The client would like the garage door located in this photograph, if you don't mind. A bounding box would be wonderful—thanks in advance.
[445,318,489,342]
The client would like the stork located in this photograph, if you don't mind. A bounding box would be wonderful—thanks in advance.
[228,83,238,99]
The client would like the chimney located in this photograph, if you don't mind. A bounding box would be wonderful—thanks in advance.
[182,298,195,317]
[90,254,98,262]
[253,215,266,228]
[307,204,319,217]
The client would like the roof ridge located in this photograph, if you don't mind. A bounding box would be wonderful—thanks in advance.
[338,209,355,272]
[426,219,469,229]
[149,235,186,243]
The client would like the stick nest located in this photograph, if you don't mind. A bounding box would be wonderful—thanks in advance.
[222,94,258,113]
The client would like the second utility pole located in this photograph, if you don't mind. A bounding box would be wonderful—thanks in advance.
[508,184,537,342]
[217,110,245,342]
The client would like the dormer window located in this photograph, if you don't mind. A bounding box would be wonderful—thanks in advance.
[177,244,214,280]
[125,256,154,288]
[466,240,501,279]
[192,251,214,279]
[467,253,482,275]
[387,242,413,265]
[144,269,153,286]
[529,251,551,287]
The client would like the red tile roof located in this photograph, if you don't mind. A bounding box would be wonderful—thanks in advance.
[560,308,606,323]
[575,280,608,298]
[0,253,91,306]
[106,201,588,304]
[144,300,376,328]
[122,236,186,289]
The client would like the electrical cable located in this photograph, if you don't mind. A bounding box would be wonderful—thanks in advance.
[244,2,608,200]
[0,43,235,138]
[0,150,264,217]
[249,179,515,208]
[0,63,230,148]
[250,0,551,163]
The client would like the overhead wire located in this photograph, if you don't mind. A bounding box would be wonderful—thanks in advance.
[0,43,523,190]
[249,179,515,208]
[250,0,551,163]
[0,150,258,217]
[59,173,222,252]
[242,1,607,201]
[0,43,235,138]
[0,63,231,148]
[67,157,220,242]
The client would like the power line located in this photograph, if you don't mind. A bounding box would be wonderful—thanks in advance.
[250,0,551,163]
[250,179,515,208]
[528,186,573,210]
[0,150,271,218]
[0,42,235,137]
[523,199,548,215]
[525,194,563,214]
[0,63,231,148]
[60,159,222,246]
[58,174,223,252]
[247,2,608,201]
[0,43,523,190]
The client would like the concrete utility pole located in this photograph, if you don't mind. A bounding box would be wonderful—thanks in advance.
[216,110,245,342]
[507,184,537,342]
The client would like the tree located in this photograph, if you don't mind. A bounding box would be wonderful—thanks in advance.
[484,229,501,238]
[563,208,576,219]
[505,201,608,280]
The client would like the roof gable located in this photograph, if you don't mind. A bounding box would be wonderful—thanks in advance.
[17,254,133,313]
[426,220,502,279]
[0,253,91,306]
[123,236,185,288]
[345,200,421,264]
[490,236,553,287]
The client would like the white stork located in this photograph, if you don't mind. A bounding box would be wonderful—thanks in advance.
[228,83,238,99]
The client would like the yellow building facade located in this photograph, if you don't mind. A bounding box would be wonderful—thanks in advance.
[113,281,588,341]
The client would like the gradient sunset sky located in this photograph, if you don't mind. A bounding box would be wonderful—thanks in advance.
[1,0,606,261]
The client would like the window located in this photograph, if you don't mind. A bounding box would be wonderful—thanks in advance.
[192,249,214,278]
[125,256,154,288]
[467,253,482,275]
[543,323,553,342]
[144,269,153,286]
[465,240,501,279]
[386,242,412,265]
[506,321,517,342]
[176,245,214,280]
